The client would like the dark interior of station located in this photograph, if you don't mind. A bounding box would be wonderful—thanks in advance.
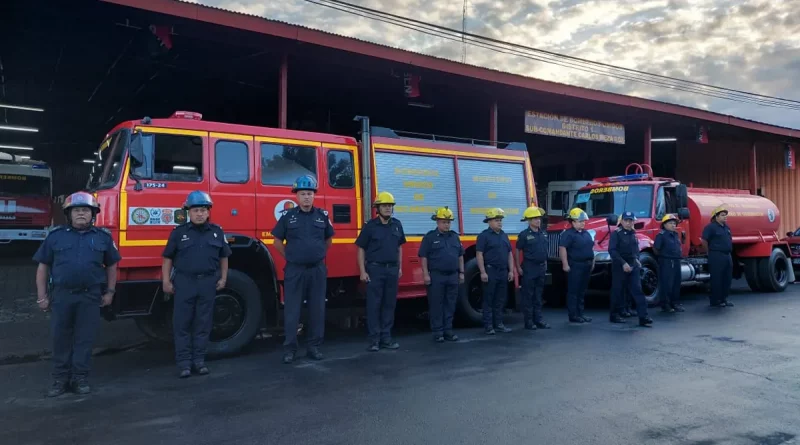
[3,0,758,205]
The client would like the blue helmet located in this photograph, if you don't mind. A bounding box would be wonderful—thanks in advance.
[292,175,318,193]
[185,190,213,209]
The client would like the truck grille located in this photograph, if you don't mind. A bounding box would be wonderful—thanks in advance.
[548,231,562,260]
[0,216,32,226]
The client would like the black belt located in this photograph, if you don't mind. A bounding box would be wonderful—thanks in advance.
[431,269,458,275]
[570,259,593,263]
[709,250,731,254]
[523,260,546,266]
[177,271,216,278]
[289,261,323,269]
[57,286,102,294]
[486,265,508,270]
[368,261,398,267]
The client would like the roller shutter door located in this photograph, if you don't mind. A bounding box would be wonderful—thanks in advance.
[457,159,528,235]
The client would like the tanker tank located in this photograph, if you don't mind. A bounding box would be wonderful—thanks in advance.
[686,188,781,247]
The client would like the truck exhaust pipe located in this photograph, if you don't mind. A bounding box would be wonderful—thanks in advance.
[355,116,371,224]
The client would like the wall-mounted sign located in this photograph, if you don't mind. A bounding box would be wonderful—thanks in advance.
[785,144,795,170]
[524,111,625,145]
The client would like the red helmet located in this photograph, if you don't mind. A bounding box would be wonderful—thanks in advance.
[63,191,100,214]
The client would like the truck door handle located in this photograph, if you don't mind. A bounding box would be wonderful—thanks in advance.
[409,258,419,264]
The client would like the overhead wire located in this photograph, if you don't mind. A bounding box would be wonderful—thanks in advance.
[304,0,800,111]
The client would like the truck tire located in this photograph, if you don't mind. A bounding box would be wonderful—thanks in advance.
[639,252,660,307]
[756,248,790,293]
[207,269,263,357]
[456,258,484,326]
[744,259,761,292]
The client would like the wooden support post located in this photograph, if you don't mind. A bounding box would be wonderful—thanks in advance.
[279,54,288,129]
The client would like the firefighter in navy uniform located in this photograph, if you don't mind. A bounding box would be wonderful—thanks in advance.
[608,212,653,327]
[701,205,734,307]
[355,191,406,352]
[419,207,465,343]
[162,191,231,378]
[516,206,551,330]
[558,208,594,324]
[476,208,515,334]
[272,175,335,364]
[654,214,685,313]
[33,192,121,397]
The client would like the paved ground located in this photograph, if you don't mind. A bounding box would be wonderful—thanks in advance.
[2,284,800,445]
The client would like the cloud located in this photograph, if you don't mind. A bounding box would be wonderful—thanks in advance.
[199,0,800,129]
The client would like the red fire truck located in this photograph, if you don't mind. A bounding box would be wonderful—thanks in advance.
[0,151,53,244]
[546,164,794,305]
[87,111,536,356]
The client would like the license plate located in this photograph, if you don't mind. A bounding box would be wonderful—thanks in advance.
[793,259,800,265]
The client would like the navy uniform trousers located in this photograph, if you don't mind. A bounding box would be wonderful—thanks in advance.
[482,265,508,328]
[283,262,327,352]
[173,273,217,369]
[611,264,648,318]
[566,260,592,319]
[428,270,459,335]
[658,258,682,308]
[521,261,546,325]
[50,288,102,380]
[708,251,733,304]
[366,263,399,342]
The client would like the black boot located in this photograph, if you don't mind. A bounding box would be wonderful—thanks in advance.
[672,304,685,312]
[524,322,537,330]
[71,378,91,395]
[367,342,380,352]
[484,327,496,335]
[569,317,585,324]
[193,364,209,375]
[721,301,734,307]
[178,369,191,379]
[282,352,295,364]
[661,306,675,313]
[433,335,445,343]
[609,314,626,323]
[580,316,592,323]
[494,324,513,333]
[306,348,324,361]
[46,380,68,398]
[535,322,551,329]
[639,316,654,327]
[380,339,400,350]
[443,332,459,342]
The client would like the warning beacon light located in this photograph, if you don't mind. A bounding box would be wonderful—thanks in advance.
[170,111,203,120]
[592,173,650,183]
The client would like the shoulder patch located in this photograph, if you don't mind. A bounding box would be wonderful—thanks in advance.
[615,227,623,232]
[48,225,65,233]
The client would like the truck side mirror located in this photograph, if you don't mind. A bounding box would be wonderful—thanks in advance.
[788,232,794,237]
[678,207,690,220]
[676,184,688,208]
[606,215,618,226]
[561,193,569,215]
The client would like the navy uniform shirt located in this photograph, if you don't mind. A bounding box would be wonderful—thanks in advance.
[33,225,121,289]
[355,217,407,264]
[654,230,682,259]
[516,227,548,264]
[272,206,335,265]
[163,222,232,275]
[418,229,464,273]
[477,228,511,269]
[702,221,733,253]
[558,228,594,262]
[609,227,639,266]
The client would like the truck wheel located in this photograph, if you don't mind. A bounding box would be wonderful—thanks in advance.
[207,269,263,357]
[456,258,484,326]
[744,259,761,292]
[639,252,660,307]
[756,248,790,293]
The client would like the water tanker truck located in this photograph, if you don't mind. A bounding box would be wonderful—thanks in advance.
[546,164,794,306]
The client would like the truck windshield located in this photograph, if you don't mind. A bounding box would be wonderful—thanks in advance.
[86,129,128,191]
[574,184,654,219]
[0,173,50,197]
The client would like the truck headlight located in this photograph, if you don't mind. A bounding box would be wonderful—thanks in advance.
[587,229,596,240]
[594,251,611,262]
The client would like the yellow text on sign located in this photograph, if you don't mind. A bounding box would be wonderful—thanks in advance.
[488,192,497,199]
[473,176,511,183]
[471,207,520,215]
[395,205,436,213]
[413,193,425,201]
[403,181,433,189]
[395,167,439,177]
[590,186,629,194]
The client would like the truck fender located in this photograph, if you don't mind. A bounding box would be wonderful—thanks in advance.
[636,233,654,252]
[225,233,280,301]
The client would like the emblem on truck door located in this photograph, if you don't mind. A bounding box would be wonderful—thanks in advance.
[274,199,297,221]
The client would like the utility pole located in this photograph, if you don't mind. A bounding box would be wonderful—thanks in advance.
[461,0,468,63]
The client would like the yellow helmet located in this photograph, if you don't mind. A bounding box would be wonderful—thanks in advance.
[661,214,679,224]
[568,208,589,222]
[483,208,505,223]
[712,204,728,218]
[431,206,455,221]
[373,191,396,206]
[521,206,544,221]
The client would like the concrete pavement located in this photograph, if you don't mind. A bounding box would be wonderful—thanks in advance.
[2,285,800,445]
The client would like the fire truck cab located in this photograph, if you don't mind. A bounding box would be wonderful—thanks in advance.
[0,151,53,244]
[87,112,537,356]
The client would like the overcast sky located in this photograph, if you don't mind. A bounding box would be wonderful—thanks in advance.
[196,0,800,129]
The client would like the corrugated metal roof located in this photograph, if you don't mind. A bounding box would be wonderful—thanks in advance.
[103,0,800,138]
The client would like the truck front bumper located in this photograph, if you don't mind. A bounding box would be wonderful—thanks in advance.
[0,228,49,242]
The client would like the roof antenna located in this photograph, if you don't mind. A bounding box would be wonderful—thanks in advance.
[461,0,468,63]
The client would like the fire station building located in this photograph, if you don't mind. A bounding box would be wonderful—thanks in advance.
[4,0,800,239]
